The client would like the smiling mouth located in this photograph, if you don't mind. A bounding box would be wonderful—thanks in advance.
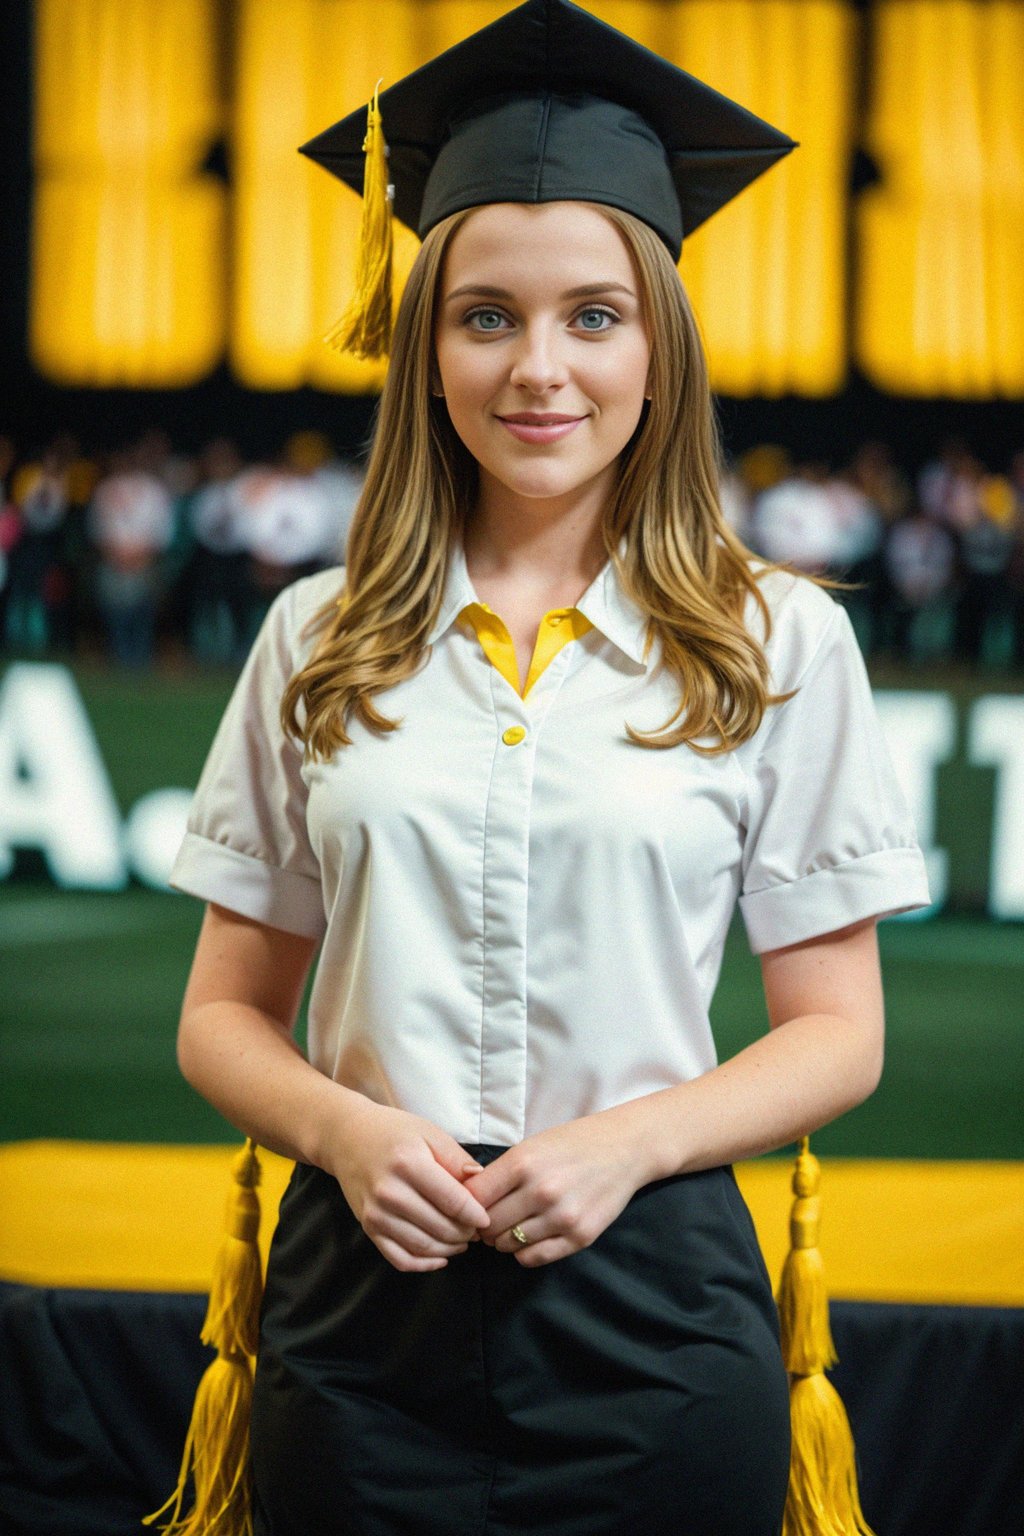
[498,413,585,424]
[497,415,585,443]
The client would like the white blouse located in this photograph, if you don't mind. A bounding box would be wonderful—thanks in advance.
[169,537,931,1146]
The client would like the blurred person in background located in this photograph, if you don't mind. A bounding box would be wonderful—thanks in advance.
[0,436,20,644]
[952,472,1015,668]
[135,428,202,659]
[846,441,911,656]
[1006,451,1024,671]
[880,504,956,662]
[284,430,365,564]
[748,460,844,575]
[87,445,176,668]
[3,436,79,654]
[224,457,325,644]
[822,467,884,651]
[917,437,986,534]
[735,443,791,517]
[185,438,251,664]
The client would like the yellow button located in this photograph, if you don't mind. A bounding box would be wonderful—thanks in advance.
[502,725,527,746]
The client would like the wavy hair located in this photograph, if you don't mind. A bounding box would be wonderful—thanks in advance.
[282,203,837,761]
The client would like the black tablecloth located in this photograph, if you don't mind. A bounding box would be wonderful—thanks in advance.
[0,1282,1021,1536]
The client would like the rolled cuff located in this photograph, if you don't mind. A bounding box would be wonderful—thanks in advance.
[739,845,932,955]
[168,831,327,941]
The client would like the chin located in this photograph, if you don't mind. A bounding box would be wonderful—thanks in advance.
[477,450,613,503]
[498,465,578,494]
[497,474,590,503]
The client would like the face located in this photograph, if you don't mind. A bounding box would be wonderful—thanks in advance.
[433,201,651,511]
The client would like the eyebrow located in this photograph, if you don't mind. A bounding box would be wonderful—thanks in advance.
[444,282,636,303]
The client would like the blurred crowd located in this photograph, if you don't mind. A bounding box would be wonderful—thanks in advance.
[721,439,1024,670]
[0,429,363,668]
[1,428,1023,671]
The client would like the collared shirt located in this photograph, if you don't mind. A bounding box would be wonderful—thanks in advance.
[169,536,930,1145]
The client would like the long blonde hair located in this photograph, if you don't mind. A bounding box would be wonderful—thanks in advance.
[282,203,829,760]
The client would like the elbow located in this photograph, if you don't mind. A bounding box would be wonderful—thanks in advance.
[862,1043,884,1102]
[848,1017,885,1107]
[176,1007,203,1089]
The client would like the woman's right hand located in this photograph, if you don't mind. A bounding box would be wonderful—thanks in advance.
[322,1095,493,1272]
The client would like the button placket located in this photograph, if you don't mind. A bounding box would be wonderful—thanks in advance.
[477,666,535,1143]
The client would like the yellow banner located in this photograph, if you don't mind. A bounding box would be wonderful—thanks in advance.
[2,1140,1021,1306]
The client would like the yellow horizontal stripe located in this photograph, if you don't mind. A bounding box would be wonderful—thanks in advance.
[0,1142,1020,1305]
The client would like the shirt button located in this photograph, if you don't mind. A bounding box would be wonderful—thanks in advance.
[502,725,526,746]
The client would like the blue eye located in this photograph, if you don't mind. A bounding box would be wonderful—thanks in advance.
[576,307,617,331]
[466,309,506,331]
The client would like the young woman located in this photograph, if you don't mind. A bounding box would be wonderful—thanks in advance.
[166,4,930,1532]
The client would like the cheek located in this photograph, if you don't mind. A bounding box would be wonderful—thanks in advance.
[588,341,650,409]
[436,338,499,403]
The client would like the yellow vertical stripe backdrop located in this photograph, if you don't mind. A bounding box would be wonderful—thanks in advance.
[31,0,226,386]
[27,0,1024,397]
[670,0,853,397]
[856,0,1024,396]
[233,0,426,392]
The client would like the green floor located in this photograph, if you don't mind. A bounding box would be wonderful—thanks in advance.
[2,885,1021,1158]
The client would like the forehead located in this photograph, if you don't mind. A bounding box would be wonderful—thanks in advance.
[440,202,637,290]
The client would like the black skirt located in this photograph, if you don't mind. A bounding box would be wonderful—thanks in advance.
[250,1145,791,1536]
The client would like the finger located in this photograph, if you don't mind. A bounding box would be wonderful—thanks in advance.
[426,1135,485,1185]
[375,1234,452,1273]
[416,1159,492,1231]
[376,1214,469,1259]
[492,1214,553,1253]
[475,1193,529,1241]
[460,1151,520,1210]
[512,1237,570,1268]
[378,1191,478,1247]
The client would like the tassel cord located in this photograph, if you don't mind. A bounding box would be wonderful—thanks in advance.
[777,1136,877,1536]
[144,1139,263,1536]
[324,78,394,360]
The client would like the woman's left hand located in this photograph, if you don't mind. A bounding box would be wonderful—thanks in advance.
[458,1107,654,1267]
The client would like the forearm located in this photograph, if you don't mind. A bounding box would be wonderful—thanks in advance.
[177,1000,369,1168]
[608,1011,883,1185]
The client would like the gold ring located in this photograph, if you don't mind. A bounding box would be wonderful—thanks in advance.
[510,1224,530,1246]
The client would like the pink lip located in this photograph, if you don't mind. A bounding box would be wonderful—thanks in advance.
[498,415,585,444]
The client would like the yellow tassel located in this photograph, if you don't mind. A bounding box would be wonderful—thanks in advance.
[777,1138,837,1377]
[145,1140,263,1536]
[324,79,394,360]
[778,1137,876,1536]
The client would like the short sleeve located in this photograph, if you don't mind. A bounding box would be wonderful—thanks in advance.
[737,595,931,954]
[167,581,327,940]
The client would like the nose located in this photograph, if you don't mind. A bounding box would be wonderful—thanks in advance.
[508,320,570,395]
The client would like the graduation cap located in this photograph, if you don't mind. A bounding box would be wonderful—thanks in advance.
[298,0,797,358]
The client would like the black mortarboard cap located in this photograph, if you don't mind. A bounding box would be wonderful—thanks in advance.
[298,0,797,262]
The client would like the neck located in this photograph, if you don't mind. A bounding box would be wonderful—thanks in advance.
[464,471,613,587]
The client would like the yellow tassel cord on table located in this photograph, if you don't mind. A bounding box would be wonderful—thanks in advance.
[144,1140,264,1536]
[778,1137,876,1536]
[323,79,394,360]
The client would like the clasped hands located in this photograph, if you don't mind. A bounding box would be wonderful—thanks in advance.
[337,1097,654,1273]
